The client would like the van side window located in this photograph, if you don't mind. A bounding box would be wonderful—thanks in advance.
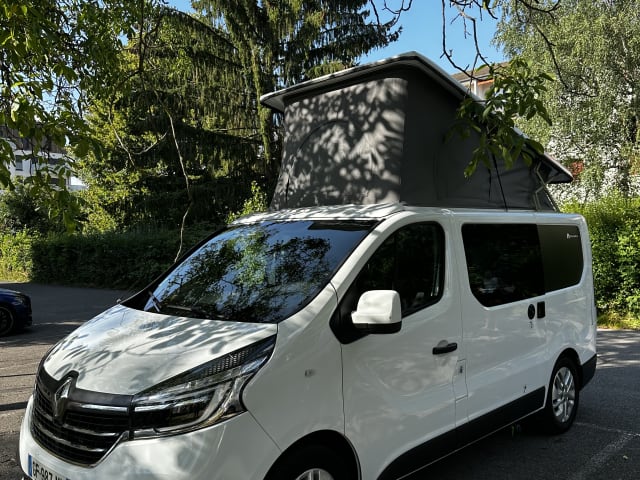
[358,223,444,315]
[462,224,544,307]
[538,225,584,292]
[332,222,445,342]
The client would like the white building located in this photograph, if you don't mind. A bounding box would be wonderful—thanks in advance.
[1,126,86,191]
[451,64,497,99]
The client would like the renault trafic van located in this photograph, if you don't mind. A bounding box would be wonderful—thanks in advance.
[19,204,596,480]
[20,52,596,480]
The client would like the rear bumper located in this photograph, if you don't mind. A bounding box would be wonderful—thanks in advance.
[581,353,597,389]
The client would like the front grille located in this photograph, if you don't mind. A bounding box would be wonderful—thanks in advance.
[31,371,132,466]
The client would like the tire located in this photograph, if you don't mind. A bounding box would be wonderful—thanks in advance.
[0,306,15,336]
[542,356,580,434]
[265,445,351,480]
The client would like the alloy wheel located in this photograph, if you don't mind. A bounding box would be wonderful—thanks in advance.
[294,468,335,480]
[551,366,576,423]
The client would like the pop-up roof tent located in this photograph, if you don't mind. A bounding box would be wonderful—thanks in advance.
[261,52,572,211]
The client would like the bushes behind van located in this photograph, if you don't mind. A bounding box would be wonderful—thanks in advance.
[564,195,640,317]
[0,226,214,290]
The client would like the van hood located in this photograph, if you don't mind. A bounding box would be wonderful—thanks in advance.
[42,304,277,395]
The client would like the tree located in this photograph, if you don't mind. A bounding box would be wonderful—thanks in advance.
[189,0,400,180]
[496,0,640,200]
[0,180,57,233]
[78,0,400,238]
[0,0,146,229]
[78,7,262,233]
[2,0,571,231]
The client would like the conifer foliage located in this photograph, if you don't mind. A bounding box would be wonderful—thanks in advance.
[80,0,398,231]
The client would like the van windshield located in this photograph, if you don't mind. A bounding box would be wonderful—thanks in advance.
[140,220,375,324]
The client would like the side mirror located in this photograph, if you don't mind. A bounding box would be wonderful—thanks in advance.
[351,290,402,334]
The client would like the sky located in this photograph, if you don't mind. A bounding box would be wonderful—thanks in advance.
[362,2,505,73]
[167,1,505,74]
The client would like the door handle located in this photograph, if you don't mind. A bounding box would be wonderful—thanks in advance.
[528,302,546,320]
[432,341,458,355]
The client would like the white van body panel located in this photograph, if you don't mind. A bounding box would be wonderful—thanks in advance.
[18,204,597,480]
[41,304,276,394]
[335,212,464,479]
[451,212,548,421]
[242,286,345,449]
[537,214,598,377]
[342,284,462,480]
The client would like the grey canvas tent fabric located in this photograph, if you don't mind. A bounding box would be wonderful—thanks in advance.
[261,52,572,211]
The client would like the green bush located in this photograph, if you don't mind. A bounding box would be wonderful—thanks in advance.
[226,181,268,223]
[0,230,34,282]
[564,195,640,316]
[0,226,215,290]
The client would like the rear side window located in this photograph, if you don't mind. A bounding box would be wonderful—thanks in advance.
[538,225,584,292]
[462,223,585,307]
[462,224,544,307]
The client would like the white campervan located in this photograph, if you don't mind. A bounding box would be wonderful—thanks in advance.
[19,53,597,480]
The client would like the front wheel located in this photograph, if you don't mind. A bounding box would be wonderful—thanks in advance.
[0,306,15,336]
[542,356,580,434]
[265,445,350,480]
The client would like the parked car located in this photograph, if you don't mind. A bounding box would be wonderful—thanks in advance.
[18,52,597,480]
[0,287,32,336]
[18,205,596,480]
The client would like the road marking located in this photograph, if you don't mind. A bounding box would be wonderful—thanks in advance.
[575,421,640,437]
[568,427,636,480]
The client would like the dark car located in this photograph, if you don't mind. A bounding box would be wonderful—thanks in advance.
[0,288,32,336]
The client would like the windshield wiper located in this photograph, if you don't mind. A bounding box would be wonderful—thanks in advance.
[147,290,162,313]
[163,304,226,320]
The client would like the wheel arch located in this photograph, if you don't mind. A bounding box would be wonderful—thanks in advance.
[554,348,583,389]
[265,430,360,479]
[0,302,16,314]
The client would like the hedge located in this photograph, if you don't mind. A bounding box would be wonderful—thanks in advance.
[0,230,34,282]
[564,195,640,316]
[0,226,216,290]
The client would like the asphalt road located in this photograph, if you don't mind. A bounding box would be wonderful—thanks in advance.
[1,282,639,480]
[0,282,133,480]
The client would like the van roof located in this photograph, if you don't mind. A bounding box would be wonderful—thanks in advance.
[231,203,586,226]
[260,52,572,212]
[262,51,484,111]
[232,203,407,224]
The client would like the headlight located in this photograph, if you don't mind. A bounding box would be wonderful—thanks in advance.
[131,336,275,438]
[10,294,29,306]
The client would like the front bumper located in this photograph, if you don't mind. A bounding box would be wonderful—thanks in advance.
[19,397,280,480]
[14,302,32,329]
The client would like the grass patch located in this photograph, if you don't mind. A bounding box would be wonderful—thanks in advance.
[598,311,640,330]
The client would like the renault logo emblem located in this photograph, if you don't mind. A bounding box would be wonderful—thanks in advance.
[52,377,73,423]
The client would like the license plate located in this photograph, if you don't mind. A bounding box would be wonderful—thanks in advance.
[28,454,70,480]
